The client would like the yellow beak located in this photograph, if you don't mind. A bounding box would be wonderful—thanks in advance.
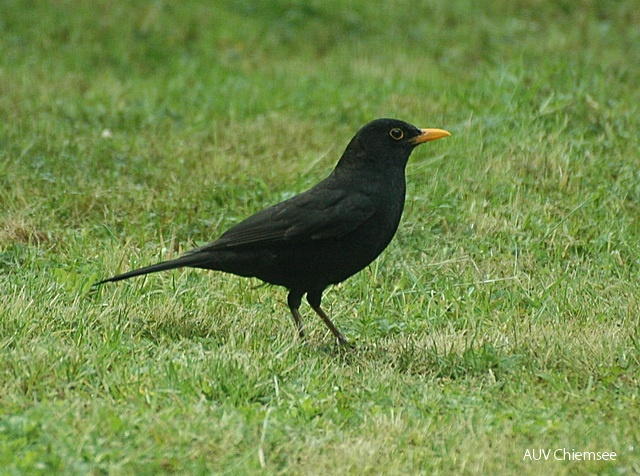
[409,128,451,145]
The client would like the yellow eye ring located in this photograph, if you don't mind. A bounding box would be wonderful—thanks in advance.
[389,128,404,140]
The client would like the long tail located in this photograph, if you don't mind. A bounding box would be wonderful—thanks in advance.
[95,252,207,285]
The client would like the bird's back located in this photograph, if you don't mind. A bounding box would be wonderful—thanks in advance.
[189,165,407,292]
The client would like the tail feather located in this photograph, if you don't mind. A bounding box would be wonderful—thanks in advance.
[95,253,207,286]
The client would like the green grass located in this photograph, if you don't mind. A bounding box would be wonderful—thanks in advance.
[1,0,639,474]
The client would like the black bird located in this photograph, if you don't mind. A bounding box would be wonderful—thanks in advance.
[97,118,450,345]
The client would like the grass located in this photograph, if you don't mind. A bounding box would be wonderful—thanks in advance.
[1,0,639,474]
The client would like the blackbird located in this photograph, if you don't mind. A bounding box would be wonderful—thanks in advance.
[97,118,450,345]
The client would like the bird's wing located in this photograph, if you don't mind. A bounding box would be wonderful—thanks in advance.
[194,186,375,251]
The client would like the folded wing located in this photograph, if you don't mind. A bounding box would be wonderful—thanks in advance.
[191,185,375,253]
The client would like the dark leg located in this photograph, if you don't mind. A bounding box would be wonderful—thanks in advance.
[287,291,305,340]
[306,289,349,346]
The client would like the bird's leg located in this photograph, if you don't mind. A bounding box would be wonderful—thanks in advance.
[306,290,349,346]
[286,292,305,340]
[312,305,350,346]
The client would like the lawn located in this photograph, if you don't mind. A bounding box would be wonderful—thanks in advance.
[1,0,639,474]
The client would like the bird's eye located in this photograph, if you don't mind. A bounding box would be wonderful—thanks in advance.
[389,128,404,140]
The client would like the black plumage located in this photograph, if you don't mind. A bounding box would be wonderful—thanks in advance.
[97,118,450,344]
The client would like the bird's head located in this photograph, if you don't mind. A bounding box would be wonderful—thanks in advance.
[337,118,450,171]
